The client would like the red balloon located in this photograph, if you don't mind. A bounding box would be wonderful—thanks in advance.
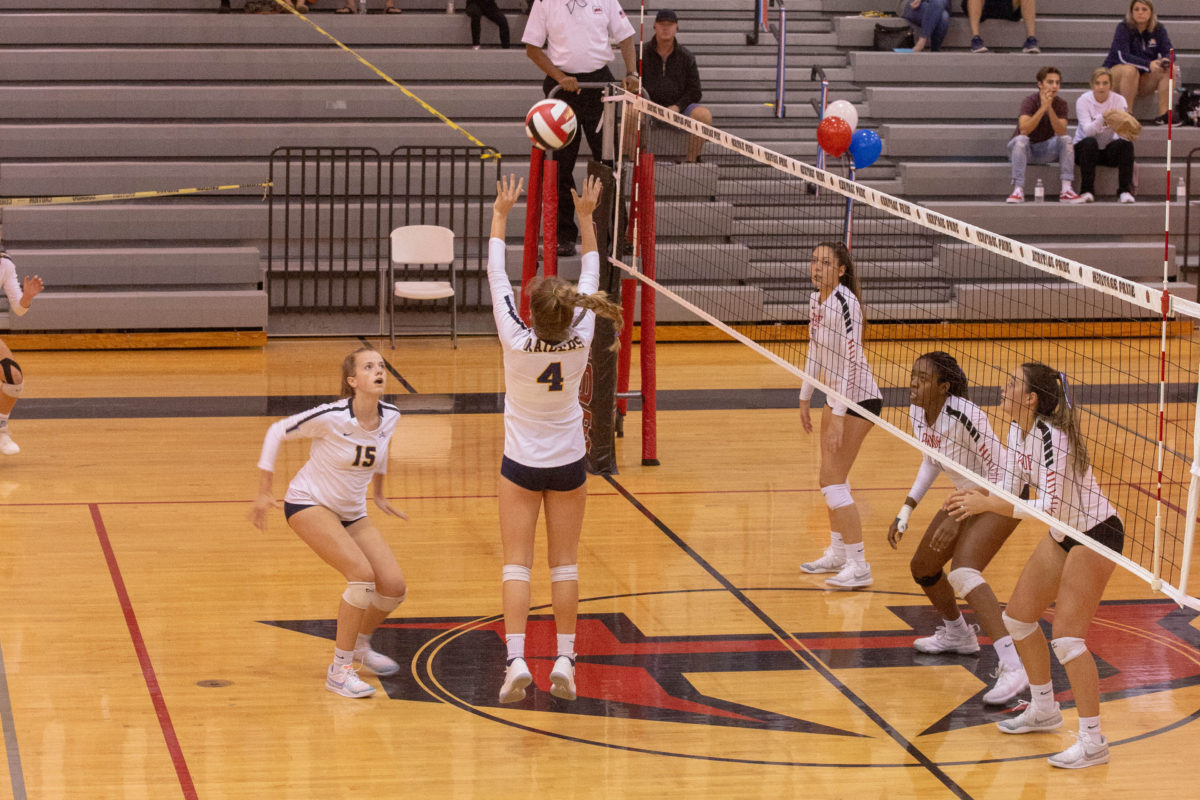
[817,115,852,158]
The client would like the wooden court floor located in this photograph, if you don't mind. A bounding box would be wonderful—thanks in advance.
[0,336,1197,799]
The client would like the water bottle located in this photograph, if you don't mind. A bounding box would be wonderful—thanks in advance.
[1179,177,1187,204]
[358,0,366,12]
[446,0,455,12]
[1034,178,1045,203]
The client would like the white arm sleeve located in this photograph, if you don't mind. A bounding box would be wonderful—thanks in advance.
[571,250,602,345]
[0,258,25,316]
[256,405,333,472]
[488,237,527,350]
[907,458,942,505]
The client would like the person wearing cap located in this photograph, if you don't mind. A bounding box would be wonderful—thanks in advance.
[523,0,640,257]
[639,9,711,163]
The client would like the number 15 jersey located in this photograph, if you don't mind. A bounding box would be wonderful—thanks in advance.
[487,237,598,469]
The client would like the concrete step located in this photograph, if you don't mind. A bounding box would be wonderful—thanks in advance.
[883,123,1200,159]
[851,51,1200,86]
[921,200,1188,239]
[3,247,263,287]
[822,0,1197,15]
[836,16,1200,52]
[867,86,1165,120]
[2,290,267,331]
[900,160,1176,198]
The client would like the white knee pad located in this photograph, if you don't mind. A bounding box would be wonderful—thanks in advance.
[502,564,531,583]
[1002,611,1040,642]
[1050,636,1088,665]
[821,483,853,510]
[0,358,21,398]
[342,581,375,609]
[549,564,578,582]
[947,567,986,600]
[372,591,405,613]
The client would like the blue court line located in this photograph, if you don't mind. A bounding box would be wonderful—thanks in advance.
[0,640,27,800]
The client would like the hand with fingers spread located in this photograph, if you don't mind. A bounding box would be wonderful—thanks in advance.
[491,173,525,239]
[570,174,603,218]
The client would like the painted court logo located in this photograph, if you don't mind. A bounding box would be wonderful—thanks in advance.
[267,590,1200,766]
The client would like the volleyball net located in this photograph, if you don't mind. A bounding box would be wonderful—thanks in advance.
[610,92,1200,610]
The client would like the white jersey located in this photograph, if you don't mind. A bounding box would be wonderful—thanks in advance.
[799,285,880,416]
[907,395,1003,503]
[0,255,28,317]
[258,399,400,521]
[487,237,597,468]
[1004,419,1117,537]
[522,0,635,74]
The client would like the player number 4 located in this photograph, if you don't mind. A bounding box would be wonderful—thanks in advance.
[537,362,564,392]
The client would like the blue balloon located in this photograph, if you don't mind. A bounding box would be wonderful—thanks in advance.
[848,129,882,170]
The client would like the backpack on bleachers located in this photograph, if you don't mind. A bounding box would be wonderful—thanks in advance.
[1178,87,1200,127]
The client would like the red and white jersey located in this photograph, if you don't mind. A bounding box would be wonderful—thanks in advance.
[1004,419,1117,537]
[522,0,635,74]
[799,285,880,416]
[906,395,1003,503]
[487,237,597,468]
[0,254,28,317]
[258,399,400,521]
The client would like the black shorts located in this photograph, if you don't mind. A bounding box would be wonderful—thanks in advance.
[283,502,366,528]
[847,397,884,421]
[501,455,588,492]
[1056,515,1124,555]
[963,0,1021,22]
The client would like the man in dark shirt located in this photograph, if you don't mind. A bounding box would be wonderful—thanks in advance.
[640,9,711,163]
[1005,66,1084,204]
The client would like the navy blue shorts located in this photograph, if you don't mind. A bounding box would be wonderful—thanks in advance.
[501,456,588,492]
[284,502,366,528]
[1057,515,1124,555]
[847,397,884,421]
[963,0,1021,22]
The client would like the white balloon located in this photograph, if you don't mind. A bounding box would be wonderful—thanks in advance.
[825,100,858,132]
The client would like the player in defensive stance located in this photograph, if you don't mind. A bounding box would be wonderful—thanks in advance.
[949,362,1123,769]
[0,251,43,455]
[251,347,409,699]
[798,242,883,589]
[888,352,1027,705]
[487,173,623,704]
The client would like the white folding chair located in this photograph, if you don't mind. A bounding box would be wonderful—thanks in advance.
[388,224,456,349]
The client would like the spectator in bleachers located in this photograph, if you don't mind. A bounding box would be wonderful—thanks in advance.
[467,0,511,48]
[1006,66,1085,204]
[963,0,1039,55]
[1104,0,1180,125]
[1074,67,1137,204]
[640,10,712,162]
[900,0,950,53]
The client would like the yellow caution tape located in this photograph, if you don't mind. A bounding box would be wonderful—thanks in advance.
[0,182,273,208]
[273,0,501,159]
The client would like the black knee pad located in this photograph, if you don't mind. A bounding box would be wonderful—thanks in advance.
[913,570,943,587]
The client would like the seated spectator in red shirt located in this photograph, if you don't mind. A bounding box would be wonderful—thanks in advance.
[1005,66,1085,204]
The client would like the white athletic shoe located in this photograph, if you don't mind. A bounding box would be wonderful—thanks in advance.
[913,622,980,654]
[1048,731,1110,769]
[498,657,532,704]
[0,432,19,456]
[356,647,400,676]
[326,664,375,698]
[983,662,1029,705]
[800,547,845,574]
[825,562,873,589]
[996,702,1063,734]
[549,655,577,700]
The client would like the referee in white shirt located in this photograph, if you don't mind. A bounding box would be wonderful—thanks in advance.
[523,0,639,256]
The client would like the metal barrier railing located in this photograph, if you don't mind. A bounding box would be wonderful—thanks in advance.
[1184,147,1200,300]
[747,0,788,118]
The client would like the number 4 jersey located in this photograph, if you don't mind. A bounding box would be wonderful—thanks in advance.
[487,237,598,469]
[258,399,400,520]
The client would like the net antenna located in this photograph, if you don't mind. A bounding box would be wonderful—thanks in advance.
[609,91,1200,611]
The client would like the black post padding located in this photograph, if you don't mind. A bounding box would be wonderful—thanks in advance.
[582,161,620,475]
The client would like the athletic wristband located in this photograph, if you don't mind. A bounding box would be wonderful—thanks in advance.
[895,504,913,533]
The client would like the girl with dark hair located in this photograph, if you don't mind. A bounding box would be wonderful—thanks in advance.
[949,362,1123,769]
[487,174,624,704]
[798,241,882,589]
[251,347,409,699]
[889,352,1026,705]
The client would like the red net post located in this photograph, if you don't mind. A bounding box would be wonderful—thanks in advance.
[520,147,544,323]
[637,153,658,466]
[542,155,559,278]
[617,278,636,416]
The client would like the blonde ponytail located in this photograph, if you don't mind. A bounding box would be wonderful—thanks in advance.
[529,276,625,352]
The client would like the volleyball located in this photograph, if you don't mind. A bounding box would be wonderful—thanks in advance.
[524,99,577,151]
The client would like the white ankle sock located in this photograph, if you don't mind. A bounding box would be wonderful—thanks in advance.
[556,633,576,658]
[1030,681,1055,711]
[830,531,845,556]
[1061,181,1074,194]
[1078,714,1102,738]
[994,635,1021,668]
[332,647,354,669]
[505,633,526,661]
[355,633,372,653]
[945,614,969,635]
[845,541,866,565]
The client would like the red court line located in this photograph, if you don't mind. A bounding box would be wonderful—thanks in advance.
[90,504,198,800]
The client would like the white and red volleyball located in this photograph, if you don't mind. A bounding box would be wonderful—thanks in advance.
[524,99,577,151]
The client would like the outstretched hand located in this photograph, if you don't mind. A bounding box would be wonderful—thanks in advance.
[21,275,43,302]
[494,173,524,216]
[570,174,603,218]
